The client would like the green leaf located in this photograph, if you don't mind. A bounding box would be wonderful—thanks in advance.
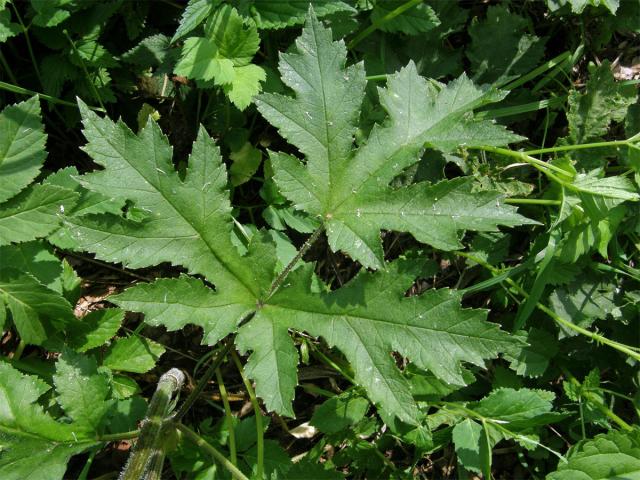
[0,362,98,480]
[223,64,267,111]
[254,260,518,424]
[102,335,166,373]
[174,37,235,84]
[110,276,251,346]
[0,9,20,43]
[453,419,491,476]
[0,183,78,246]
[547,430,640,480]
[174,5,265,109]
[467,5,546,84]
[573,171,640,201]
[550,277,620,335]
[475,388,559,430]
[44,166,126,218]
[0,96,47,204]
[546,0,620,14]
[53,350,113,434]
[67,308,125,352]
[567,61,637,146]
[0,241,65,293]
[233,0,356,29]
[370,0,440,35]
[64,104,265,305]
[230,141,262,186]
[504,328,558,378]
[256,13,531,268]
[0,268,74,345]
[122,34,177,68]
[171,0,222,43]
[310,391,370,434]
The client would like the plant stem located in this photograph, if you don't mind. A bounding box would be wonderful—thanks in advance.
[119,369,185,480]
[10,2,43,89]
[0,49,18,85]
[0,80,105,111]
[231,350,264,480]
[176,423,250,480]
[215,367,237,466]
[348,0,423,49]
[63,29,105,110]
[523,139,631,155]
[173,339,234,422]
[503,198,561,206]
[265,225,324,300]
[12,339,25,360]
[500,50,572,91]
[562,368,633,431]
[457,251,640,362]
[99,430,141,442]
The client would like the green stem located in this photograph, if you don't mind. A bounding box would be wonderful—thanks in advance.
[215,367,237,466]
[456,251,640,362]
[0,80,105,111]
[503,198,561,206]
[99,430,141,442]
[265,225,324,301]
[10,2,43,89]
[173,339,234,422]
[475,96,566,120]
[562,368,633,431]
[348,0,423,49]
[63,29,105,110]
[0,49,18,85]
[120,369,185,480]
[231,350,264,480]
[176,423,250,480]
[523,139,631,155]
[12,340,25,360]
[500,51,572,91]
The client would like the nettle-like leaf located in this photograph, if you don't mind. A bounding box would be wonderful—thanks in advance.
[567,61,637,146]
[454,388,562,474]
[174,4,265,110]
[171,0,222,43]
[66,11,521,424]
[467,5,546,84]
[0,355,113,480]
[546,0,620,14]
[256,10,533,269]
[232,0,356,29]
[547,430,640,480]
[0,95,47,203]
[370,0,440,35]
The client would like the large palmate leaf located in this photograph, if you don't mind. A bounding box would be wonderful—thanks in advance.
[244,260,517,422]
[66,11,521,424]
[63,105,266,330]
[0,362,100,480]
[0,96,47,204]
[256,10,533,268]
